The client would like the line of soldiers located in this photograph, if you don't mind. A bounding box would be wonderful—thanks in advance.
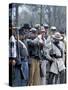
[9,23,66,86]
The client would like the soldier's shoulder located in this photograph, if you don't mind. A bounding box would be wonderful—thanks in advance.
[19,40,26,48]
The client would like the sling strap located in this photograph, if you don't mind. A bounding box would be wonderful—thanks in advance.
[53,43,63,58]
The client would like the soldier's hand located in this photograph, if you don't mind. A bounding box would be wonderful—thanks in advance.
[39,60,42,64]
[12,60,16,66]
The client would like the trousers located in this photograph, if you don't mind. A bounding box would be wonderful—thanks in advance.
[29,58,40,85]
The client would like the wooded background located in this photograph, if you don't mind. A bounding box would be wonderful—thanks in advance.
[9,3,66,33]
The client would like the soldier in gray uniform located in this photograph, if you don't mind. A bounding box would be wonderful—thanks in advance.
[42,26,58,84]
[40,24,55,85]
[40,24,49,85]
[48,32,66,84]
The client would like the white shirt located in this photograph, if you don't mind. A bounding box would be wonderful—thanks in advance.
[9,35,17,58]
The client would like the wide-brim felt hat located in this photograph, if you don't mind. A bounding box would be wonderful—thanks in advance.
[52,32,63,40]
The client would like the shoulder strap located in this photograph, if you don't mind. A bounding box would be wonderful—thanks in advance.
[53,43,63,58]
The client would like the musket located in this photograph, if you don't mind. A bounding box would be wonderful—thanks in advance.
[15,4,24,79]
